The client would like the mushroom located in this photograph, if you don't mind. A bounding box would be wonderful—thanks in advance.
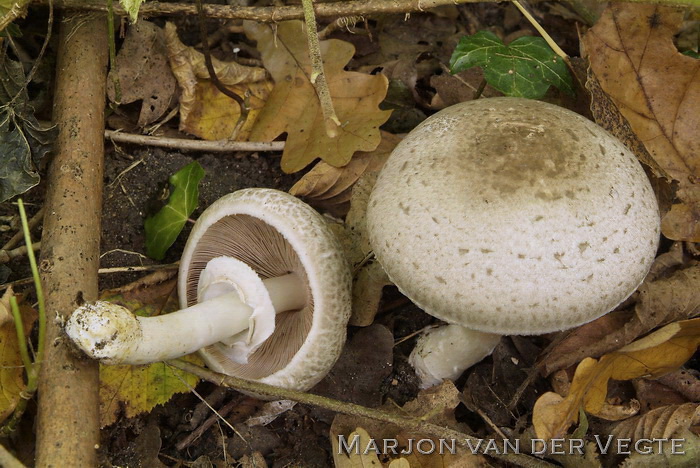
[366,97,660,388]
[66,188,352,391]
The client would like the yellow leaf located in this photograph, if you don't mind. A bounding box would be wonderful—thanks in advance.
[97,281,202,427]
[0,298,36,424]
[245,21,391,173]
[164,22,271,141]
[99,354,202,428]
[533,318,700,440]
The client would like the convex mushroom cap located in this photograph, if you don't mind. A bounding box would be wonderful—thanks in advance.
[367,97,660,336]
[66,188,352,392]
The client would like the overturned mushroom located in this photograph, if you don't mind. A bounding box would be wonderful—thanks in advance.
[367,97,660,388]
[67,188,352,391]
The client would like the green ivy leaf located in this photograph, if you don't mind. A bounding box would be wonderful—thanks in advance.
[144,161,205,260]
[450,30,574,99]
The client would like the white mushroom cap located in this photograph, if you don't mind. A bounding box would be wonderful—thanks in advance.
[179,188,352,391]
[409,324,500,389]
[367,97,660,335]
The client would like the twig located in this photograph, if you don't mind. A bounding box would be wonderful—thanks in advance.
[105,129,284,152]
[168,359,558,468]
[0,241,41,264]
[44,0,700,21]
[2,206,44,251]
[512,1,569,63]
[0,0,30,34]
[0,443,26,468]
[301,0,340,138]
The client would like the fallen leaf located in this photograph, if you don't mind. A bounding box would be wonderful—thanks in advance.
[583,4,700,241]
[658,369,700,402]
[144,161,205,260]
[0,55,56,202]
[107,21,177,126]
[618,430,700,467]
[164,22,270,141]
[244,20,391,173]
[0,297,36,424]
[542,264,700,375]
[289,131,401,217]
[98,283,202,427]
[533,318,700,440]
[331,427,383,468]
[450,31,573,99]
[632,379,688,412]
[610,403,699,441]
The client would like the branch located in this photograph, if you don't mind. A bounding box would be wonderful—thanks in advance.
[105,129,284,152]
[169,359,558,468]
[44,0,487,21]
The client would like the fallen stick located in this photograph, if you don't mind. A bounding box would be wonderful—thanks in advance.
[35,12,108,467]
[105,130,284,152]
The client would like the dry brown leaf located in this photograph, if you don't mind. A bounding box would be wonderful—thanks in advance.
[534,318,700,440]
[107,21,177,126]
[658,369,700,402]
[244,20,391,173]
[164,22,270,141]
[610,403,700,441]
[543,264,700,375]
[583,4,700,241]
[0,287,12,326]
[289,132,401,216]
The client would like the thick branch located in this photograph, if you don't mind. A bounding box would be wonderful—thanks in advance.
[39,0,700,21]
[35,12,108,467]
[46,0,486,21]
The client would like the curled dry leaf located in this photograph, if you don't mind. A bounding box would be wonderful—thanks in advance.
[583,4,700,241]
[164,22,270,141]
[543,264,700,375]
[289,131,401,217]
[533,318,700,440]
[244,20,391,173]
[610,403,700,442]
[107,21,177,127]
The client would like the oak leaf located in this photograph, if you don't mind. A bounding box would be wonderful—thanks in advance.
[289,131,401,217]
[244,21,391,173]
[583,4,700,241]
[533,318,700,440]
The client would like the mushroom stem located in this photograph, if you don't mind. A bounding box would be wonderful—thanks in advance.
[65,273,307,365]
[408,324,501,389]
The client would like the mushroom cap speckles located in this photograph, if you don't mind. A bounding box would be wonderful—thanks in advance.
[367,97,660,335]
[179,188,352,391]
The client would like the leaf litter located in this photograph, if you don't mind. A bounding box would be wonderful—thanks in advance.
[5,3,700,467]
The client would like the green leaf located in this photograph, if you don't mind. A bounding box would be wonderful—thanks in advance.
[119,0,143,23]
[144,161,205,260]
[682,50,699,59]
[0,54,55,202]
[450,30,574,99]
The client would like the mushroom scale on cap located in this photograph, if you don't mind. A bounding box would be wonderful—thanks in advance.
[368,98,660,337]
